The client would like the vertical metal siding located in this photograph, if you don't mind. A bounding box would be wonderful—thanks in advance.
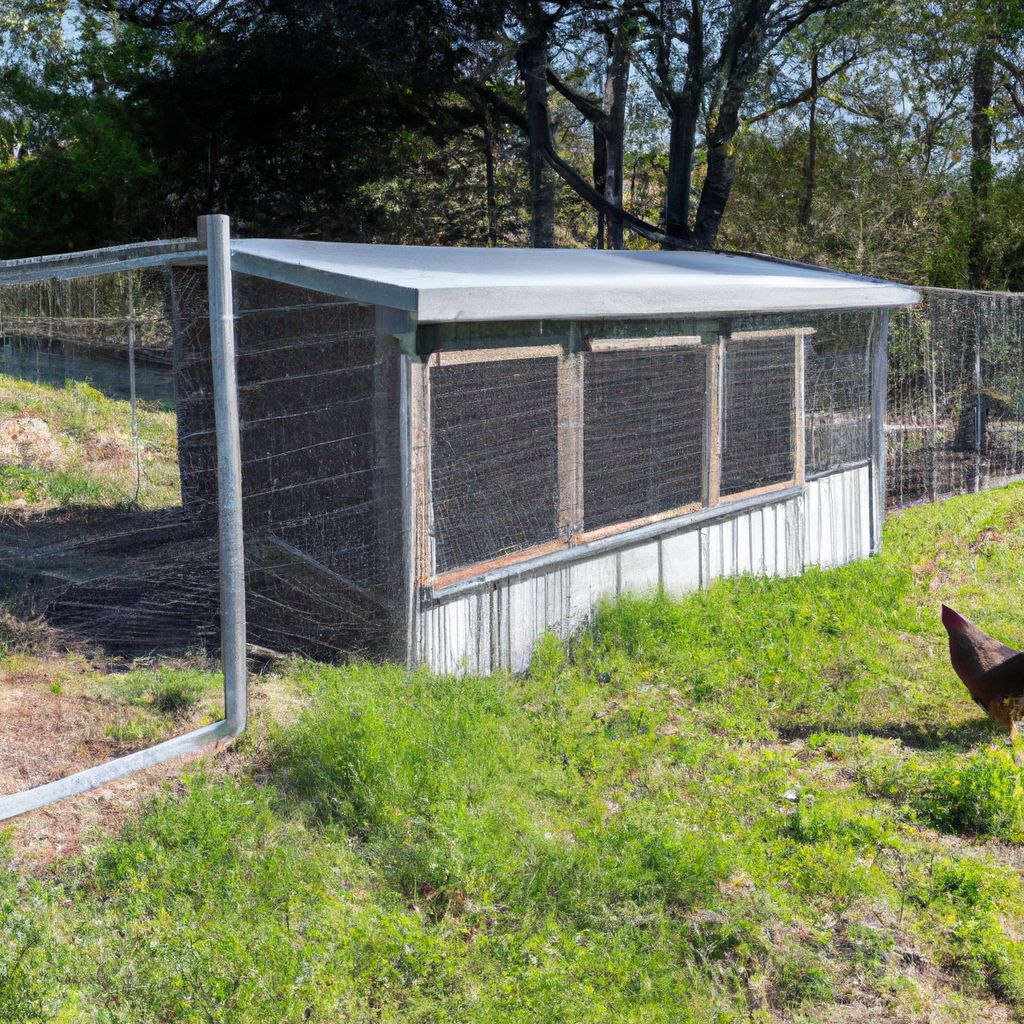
[418,464,871,675]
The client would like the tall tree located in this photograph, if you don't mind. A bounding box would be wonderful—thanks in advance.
[547,1,640,248]
[640,0,861,248]
[969,37,996,288]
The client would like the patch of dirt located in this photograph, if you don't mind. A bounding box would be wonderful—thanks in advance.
[84,430,134,469]
[0,415,64,469]
[0,668,290,870]
[970,527,1005,555]
[791,913,1015,1024]
[7,744,234,869]
[0,670,206,866]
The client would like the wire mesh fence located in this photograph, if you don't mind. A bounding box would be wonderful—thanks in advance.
[173,270,405,662]
[887,288,1024,509]
[0,265,229,798]
[12,253,1005,799]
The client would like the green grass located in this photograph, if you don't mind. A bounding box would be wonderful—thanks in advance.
[89,665,221,717]
[4,485,1024,1021]
[0,375,179,509]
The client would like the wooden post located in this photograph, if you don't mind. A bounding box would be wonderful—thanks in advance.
[558,325,585,540]
[974,315,984,492]
[401,349,430,666]
[793,329,806,486]
[704,334,723,507]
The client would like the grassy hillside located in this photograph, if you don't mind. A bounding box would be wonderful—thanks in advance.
[0,374,179,510]
[4,485,1024,1022]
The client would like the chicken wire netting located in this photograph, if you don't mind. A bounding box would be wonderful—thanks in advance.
[582,341,706,532]
[0,265,406,795]
[421,311,877,580]
[173,271,405,662]
[887,289,1024,508]
[0,269,198,645]
[721,330,797,495]
[429,354,560,572]
[0,266,226,793]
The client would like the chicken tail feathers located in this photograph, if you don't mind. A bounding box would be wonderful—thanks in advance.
[941,604,1023,691]
[941,604,970,634]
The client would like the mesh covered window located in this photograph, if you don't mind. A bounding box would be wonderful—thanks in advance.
[430,357,559,573]
[721,331,796,495]
[804,313,872,474]
[582,344,705,532]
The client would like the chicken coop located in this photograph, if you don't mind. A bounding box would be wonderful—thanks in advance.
[169,240,918,674]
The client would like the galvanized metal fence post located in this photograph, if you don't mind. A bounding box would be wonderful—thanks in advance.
[870,309,889,554]
[202,214,248,735]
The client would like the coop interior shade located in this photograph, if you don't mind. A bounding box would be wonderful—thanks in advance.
[429,357,560,573]
[230,240,920,323]
[721,332,797,495]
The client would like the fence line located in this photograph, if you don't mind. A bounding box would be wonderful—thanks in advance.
[887,287,1024,509]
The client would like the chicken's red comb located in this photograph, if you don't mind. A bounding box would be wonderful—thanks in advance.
[941,604,970,632]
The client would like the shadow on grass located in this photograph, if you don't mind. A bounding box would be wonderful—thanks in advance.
[776,716,999,751]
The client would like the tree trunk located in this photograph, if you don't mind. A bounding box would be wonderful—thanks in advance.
[693,65,749,248]
[798,50,819,228]
[661,1,703,245]
[593,124,607,248]
[483,106,498,246]
[968,42,995,289]
[663,96,700,240]
[517,31,556,248]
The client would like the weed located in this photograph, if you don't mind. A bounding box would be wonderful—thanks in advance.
[860,743,1024,841]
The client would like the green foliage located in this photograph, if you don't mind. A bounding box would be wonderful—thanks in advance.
[0,0,1019,277]
[96,665,218,717]
[913,858,1024,1003]
[861,743,1024,841]
[0,834,58,1023]
[271,661,730,926]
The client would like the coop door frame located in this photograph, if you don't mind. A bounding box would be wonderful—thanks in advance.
[715,327,808,503]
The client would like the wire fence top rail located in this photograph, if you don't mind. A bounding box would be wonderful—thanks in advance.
[0,238,205,285]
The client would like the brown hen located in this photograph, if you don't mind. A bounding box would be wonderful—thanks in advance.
[941,604,1024,742]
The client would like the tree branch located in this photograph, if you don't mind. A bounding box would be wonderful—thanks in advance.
[474,83,696,248]
[546,69,608,127]
[746,52,857,124]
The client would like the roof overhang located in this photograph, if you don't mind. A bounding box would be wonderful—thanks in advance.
[230,239,920,324]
